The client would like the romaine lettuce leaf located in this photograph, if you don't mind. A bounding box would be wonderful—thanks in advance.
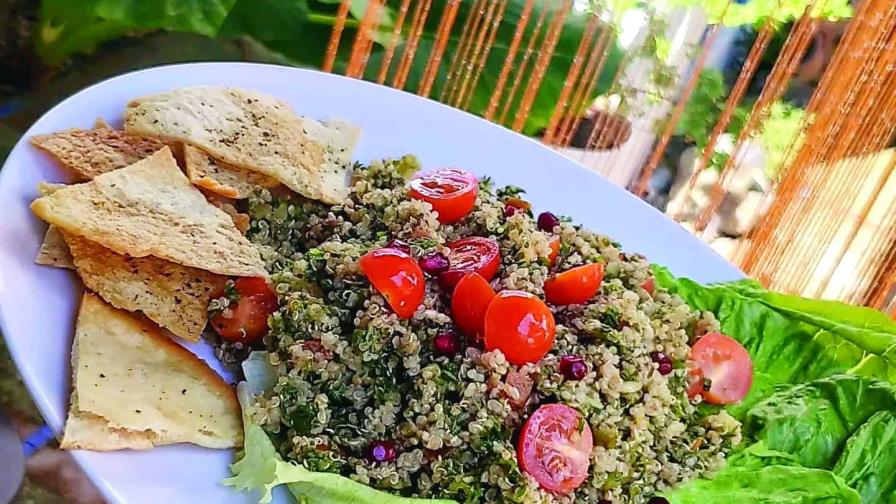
[663,463,861,503]
[832,411,896,504]
[744,375,896,469]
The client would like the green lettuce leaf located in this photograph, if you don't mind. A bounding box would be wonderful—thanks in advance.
[743,375,896,469]
[832,411,896,504]
[225,383,457,504]
[663,462,861,503]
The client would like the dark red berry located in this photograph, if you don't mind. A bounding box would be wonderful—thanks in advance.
[651,352,673,375]
[386,239,411,255]
[504,204,520,217]
[365,440,398,463]
[648,497,669,504]
[419,251,450,275]
[433,331,462,356]
[537,212,560,232]
[559,355,587,380]
[597,500,613,504]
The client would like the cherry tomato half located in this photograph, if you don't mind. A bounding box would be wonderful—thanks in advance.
[360,248,425,319]
[451,272,496,339]
[544,263,604,306]
[439,237,501,289]
[518,403,593,495]
[409,168,479,224]
[547,237,561,267]
[484,290,555,365]
[210,277,278,345]
[688,332,753,404]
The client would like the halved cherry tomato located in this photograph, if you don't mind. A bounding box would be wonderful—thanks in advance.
[544,263,604,306]
[451,272,496,339]
[688,332,753,404]
[409,168,479,223]
[484,290,555,365]
[439,237,501,289]
[360,248,425,319]
[547,237,561,266]
[210,277,278,345]
[518,403,593,495]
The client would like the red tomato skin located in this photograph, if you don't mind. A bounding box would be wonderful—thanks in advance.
[439,237,501,289]
[547,237,561,266]
[409,168,479,223]
[544,263,605,306]
[210,277,278,344]
[360,248,425,319]
[483,290,556,365]
[641,277,655,295]
[689,332,753,404]
[451,272,496,339]
[518,403,593,495]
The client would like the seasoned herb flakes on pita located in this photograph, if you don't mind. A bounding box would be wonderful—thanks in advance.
[124,86,359,203]
[30,126,167,181]
[65,234,226,342]
[31,147,266,277]
[61,294,241,450]
[34,225,74,269]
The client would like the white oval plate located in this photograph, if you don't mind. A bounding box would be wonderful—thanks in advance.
[0,63,741,504]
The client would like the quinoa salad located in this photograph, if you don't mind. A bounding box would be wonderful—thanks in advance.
[209,157,748,504]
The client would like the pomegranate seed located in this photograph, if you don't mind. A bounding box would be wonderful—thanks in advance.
[365,440,398,463]
[651,352,673,375]
[433,331,462,356]
[559,355,587,380]
[419,251,450,275]
[386,240,411,255]
[537,212,560,232]
[504,204,520,217]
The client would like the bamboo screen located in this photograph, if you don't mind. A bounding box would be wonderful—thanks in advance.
[318,0,896,314]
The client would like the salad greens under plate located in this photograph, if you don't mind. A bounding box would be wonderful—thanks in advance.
[226,267,896,504]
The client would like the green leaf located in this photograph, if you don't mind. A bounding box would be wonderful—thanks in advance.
[664,463,861,503]
[833,411,896,504]
[743,375,896,468]
[36,0,237,65]
[218,0,325,67]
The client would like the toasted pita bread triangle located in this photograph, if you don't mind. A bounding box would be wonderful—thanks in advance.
[65,234,225,341]
[31,147,266,277]
[35,225,74,269]
[30,127,167,181]
[124,86,359,203]
[183,144,279,199]
[61,294,241,450]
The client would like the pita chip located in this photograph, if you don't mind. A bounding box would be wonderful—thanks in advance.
[30,147,266,277]
[183,144,279,199]
[30,127,166,181]
[65,234,226,342]
[35,225,74,269]
[124,86,359,203]
[61,294,241,450]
